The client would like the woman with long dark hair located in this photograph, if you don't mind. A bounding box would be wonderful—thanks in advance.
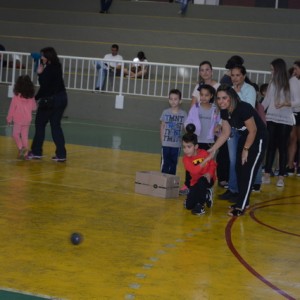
[204,84,267,216]
[28,47,68,162]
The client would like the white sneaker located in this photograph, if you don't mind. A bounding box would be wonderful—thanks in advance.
[262,176,271,184]
[276,178,284,187]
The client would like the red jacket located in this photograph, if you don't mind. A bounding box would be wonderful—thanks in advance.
[183,149,217,186]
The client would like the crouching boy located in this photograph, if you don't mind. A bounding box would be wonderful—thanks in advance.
[182,131,217,215]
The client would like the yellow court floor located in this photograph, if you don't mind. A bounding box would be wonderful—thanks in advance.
[0,135,300,300]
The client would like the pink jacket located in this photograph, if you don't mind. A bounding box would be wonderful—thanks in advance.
[7,94,37,125]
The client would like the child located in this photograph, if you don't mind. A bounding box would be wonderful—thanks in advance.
[179,84,220,195]
[182,131,217,215]
[160,89,187,175]
[6,75,37,159]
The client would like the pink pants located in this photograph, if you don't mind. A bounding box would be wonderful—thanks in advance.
[12,123,30,150]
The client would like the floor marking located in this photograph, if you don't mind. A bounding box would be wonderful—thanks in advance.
[225,197,299,300]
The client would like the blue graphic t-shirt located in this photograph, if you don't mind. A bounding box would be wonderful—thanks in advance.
[160,108,187,147]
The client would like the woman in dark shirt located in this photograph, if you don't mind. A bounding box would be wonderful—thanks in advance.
[28,47,68,162]
[205,85,267,216]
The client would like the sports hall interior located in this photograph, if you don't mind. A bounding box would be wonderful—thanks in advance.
[0,0,299,299]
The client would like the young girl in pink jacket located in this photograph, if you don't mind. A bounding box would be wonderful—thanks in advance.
[7,75,37,159]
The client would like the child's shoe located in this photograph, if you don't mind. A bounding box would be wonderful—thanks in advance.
[205,188,213,208]
[191,203,205,215]
[179,184,189,196]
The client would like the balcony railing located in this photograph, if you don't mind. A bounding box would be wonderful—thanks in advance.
[0,51,271,100]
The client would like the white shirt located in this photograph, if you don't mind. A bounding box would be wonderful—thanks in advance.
[103,53,123,69]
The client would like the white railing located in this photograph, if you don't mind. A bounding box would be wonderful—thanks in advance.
[0,51,271,100]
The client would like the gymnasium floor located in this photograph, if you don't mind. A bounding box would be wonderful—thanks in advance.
[0,117,299,300]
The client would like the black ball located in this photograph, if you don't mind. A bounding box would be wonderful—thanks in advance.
[186,123,196,134]
[70,232,83,245]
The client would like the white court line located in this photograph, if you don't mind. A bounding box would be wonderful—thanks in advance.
[0,286,66,300]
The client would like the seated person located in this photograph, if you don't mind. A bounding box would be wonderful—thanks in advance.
[95,44,123,90]
[129,51,148,78]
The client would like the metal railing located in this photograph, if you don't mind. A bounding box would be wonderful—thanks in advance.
[0,51,271,100]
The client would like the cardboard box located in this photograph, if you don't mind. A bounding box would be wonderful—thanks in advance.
[135,171,180,198]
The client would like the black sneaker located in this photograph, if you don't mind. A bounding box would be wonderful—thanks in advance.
[27,151,42,160]
[52,156,66,162]
[252,184,261,192]
[297,167,300,177]
[191,204,205,216]
[286,166,295,176]
[219,189,238,200]
[205,188,213,208]
[228,208,244,217]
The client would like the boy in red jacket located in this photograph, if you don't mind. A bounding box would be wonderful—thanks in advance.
[182,130,217,215]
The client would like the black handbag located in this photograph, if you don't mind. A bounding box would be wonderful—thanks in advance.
[38,96,55,110]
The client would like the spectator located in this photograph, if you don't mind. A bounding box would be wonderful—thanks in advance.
[130,51,148,78]
[99,0,112,13]
[262,58,294,187]
[191,61,220,106]
[286,60,300,176]
[95,44,123,91]
[160,89,187,175]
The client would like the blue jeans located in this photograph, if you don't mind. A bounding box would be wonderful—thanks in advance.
[180,0,190,14]
[95,61,108,90]
[161,146,181,175]
[227,128,240,193]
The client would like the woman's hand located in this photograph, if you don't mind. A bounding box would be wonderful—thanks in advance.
[241,149,248,165]
[37,64,44,74]
[200,148,215,167]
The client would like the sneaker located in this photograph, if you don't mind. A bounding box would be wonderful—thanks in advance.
[191,204,205,216]
[205,188,213,208]
[218,181,228,189]
[286,167,295,176]
[262,175,270,184]
[252,184,261,192]
[218,189,238,200]
[52,156,66,162]
[27,151,42,160]
[228,208,244,217]
[276,178,284,187]
[228,204,250,211]
[296,167,300,177]
[179,185,189,196]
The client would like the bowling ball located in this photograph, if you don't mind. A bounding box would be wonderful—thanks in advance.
[70,232,83,245]
[186,123,196,134]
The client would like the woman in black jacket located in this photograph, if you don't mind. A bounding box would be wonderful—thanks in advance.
[28,47,67,162]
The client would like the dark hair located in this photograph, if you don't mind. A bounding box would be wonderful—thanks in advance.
[13,75,35,98]
[137,51,146,60]
[216,84,241,111]
[294,60,300,68]
[182,132,198,145]
[231,65,247,76]
[111,44,119,51]
[199,60,213,70]
[225,55,244,69]
[259,83,268,94]
[169,88,181,100]
[40,47,61,65]
[197,84,216,102]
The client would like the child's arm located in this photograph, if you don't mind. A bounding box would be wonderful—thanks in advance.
[6,97,16,124]
[160,121,165,144]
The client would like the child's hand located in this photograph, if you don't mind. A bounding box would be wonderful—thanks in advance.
[203,173,211,182]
